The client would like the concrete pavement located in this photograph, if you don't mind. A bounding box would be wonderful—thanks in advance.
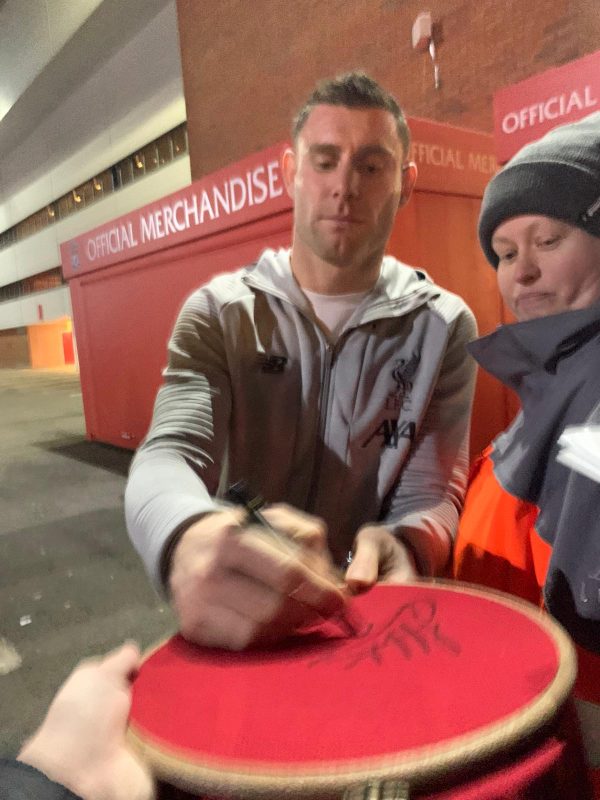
[0,368,174,756]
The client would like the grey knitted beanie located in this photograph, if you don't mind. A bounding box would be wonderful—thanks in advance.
[479,111,600,267]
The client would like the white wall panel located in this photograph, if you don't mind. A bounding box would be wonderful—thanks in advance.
[0,296,25,328]
[14,228,61,280]
[21,286,72,324]
[0,155,190,290]
[0,0,103,118]
[0,0,81,117]
[0,172,54,234]
[0,286,72,330]
[0,0,188,335]
[46,96,187,207]
[46,0,105,54]
[0,247,19,286]
[54,155,191,246]
[110,155,191,218]
[0,1,184,228]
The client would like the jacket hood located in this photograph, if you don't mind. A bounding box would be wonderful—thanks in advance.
[243,248,441,322]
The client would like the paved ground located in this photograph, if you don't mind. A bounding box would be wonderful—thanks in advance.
[0,368,174,757]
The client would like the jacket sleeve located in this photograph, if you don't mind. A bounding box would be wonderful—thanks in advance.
[0,760,82,800]
[380,303,478,576]
[546,398,600,653]
[125,287,232,589]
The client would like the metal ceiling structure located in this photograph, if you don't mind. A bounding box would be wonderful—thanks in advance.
[0,0,179,220]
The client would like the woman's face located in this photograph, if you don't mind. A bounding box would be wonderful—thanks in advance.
[492,215,600,321]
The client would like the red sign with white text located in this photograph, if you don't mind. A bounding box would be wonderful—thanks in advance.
[60,143,290,278]
[408,117,497,197]
[493,50,600,163]
[60,119,496,280]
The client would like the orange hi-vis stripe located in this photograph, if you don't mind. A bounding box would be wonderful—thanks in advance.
[453,447,551,607]
[454,448,600,793]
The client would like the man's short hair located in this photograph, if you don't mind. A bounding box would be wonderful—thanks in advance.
[292,71,410,156]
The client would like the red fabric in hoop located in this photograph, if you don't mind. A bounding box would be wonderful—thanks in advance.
[130,584,568,776]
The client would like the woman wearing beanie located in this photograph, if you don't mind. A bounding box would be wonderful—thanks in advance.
[453,111,600,793]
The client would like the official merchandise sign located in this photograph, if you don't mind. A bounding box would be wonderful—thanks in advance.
[493,50,600,163]
[408,117,498,197]
[60,143,290,278]
[60,118,497,281]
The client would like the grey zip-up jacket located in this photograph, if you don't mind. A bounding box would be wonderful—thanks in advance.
[126,248,477,586]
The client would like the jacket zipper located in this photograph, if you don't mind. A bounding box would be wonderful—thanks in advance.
[306,335,336,512]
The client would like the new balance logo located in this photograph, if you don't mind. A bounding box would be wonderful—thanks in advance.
[256,354,287,373]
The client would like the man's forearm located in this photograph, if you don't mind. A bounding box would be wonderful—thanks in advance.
[125,449,219,588]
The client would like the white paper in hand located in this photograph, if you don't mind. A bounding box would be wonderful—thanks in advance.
[557,425,600,484]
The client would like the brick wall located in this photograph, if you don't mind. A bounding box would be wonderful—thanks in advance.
[177,0,600,180]
[0,328,30,368]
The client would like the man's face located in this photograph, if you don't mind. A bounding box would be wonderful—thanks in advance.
[493,215,600,321]
[283,104,415,273]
